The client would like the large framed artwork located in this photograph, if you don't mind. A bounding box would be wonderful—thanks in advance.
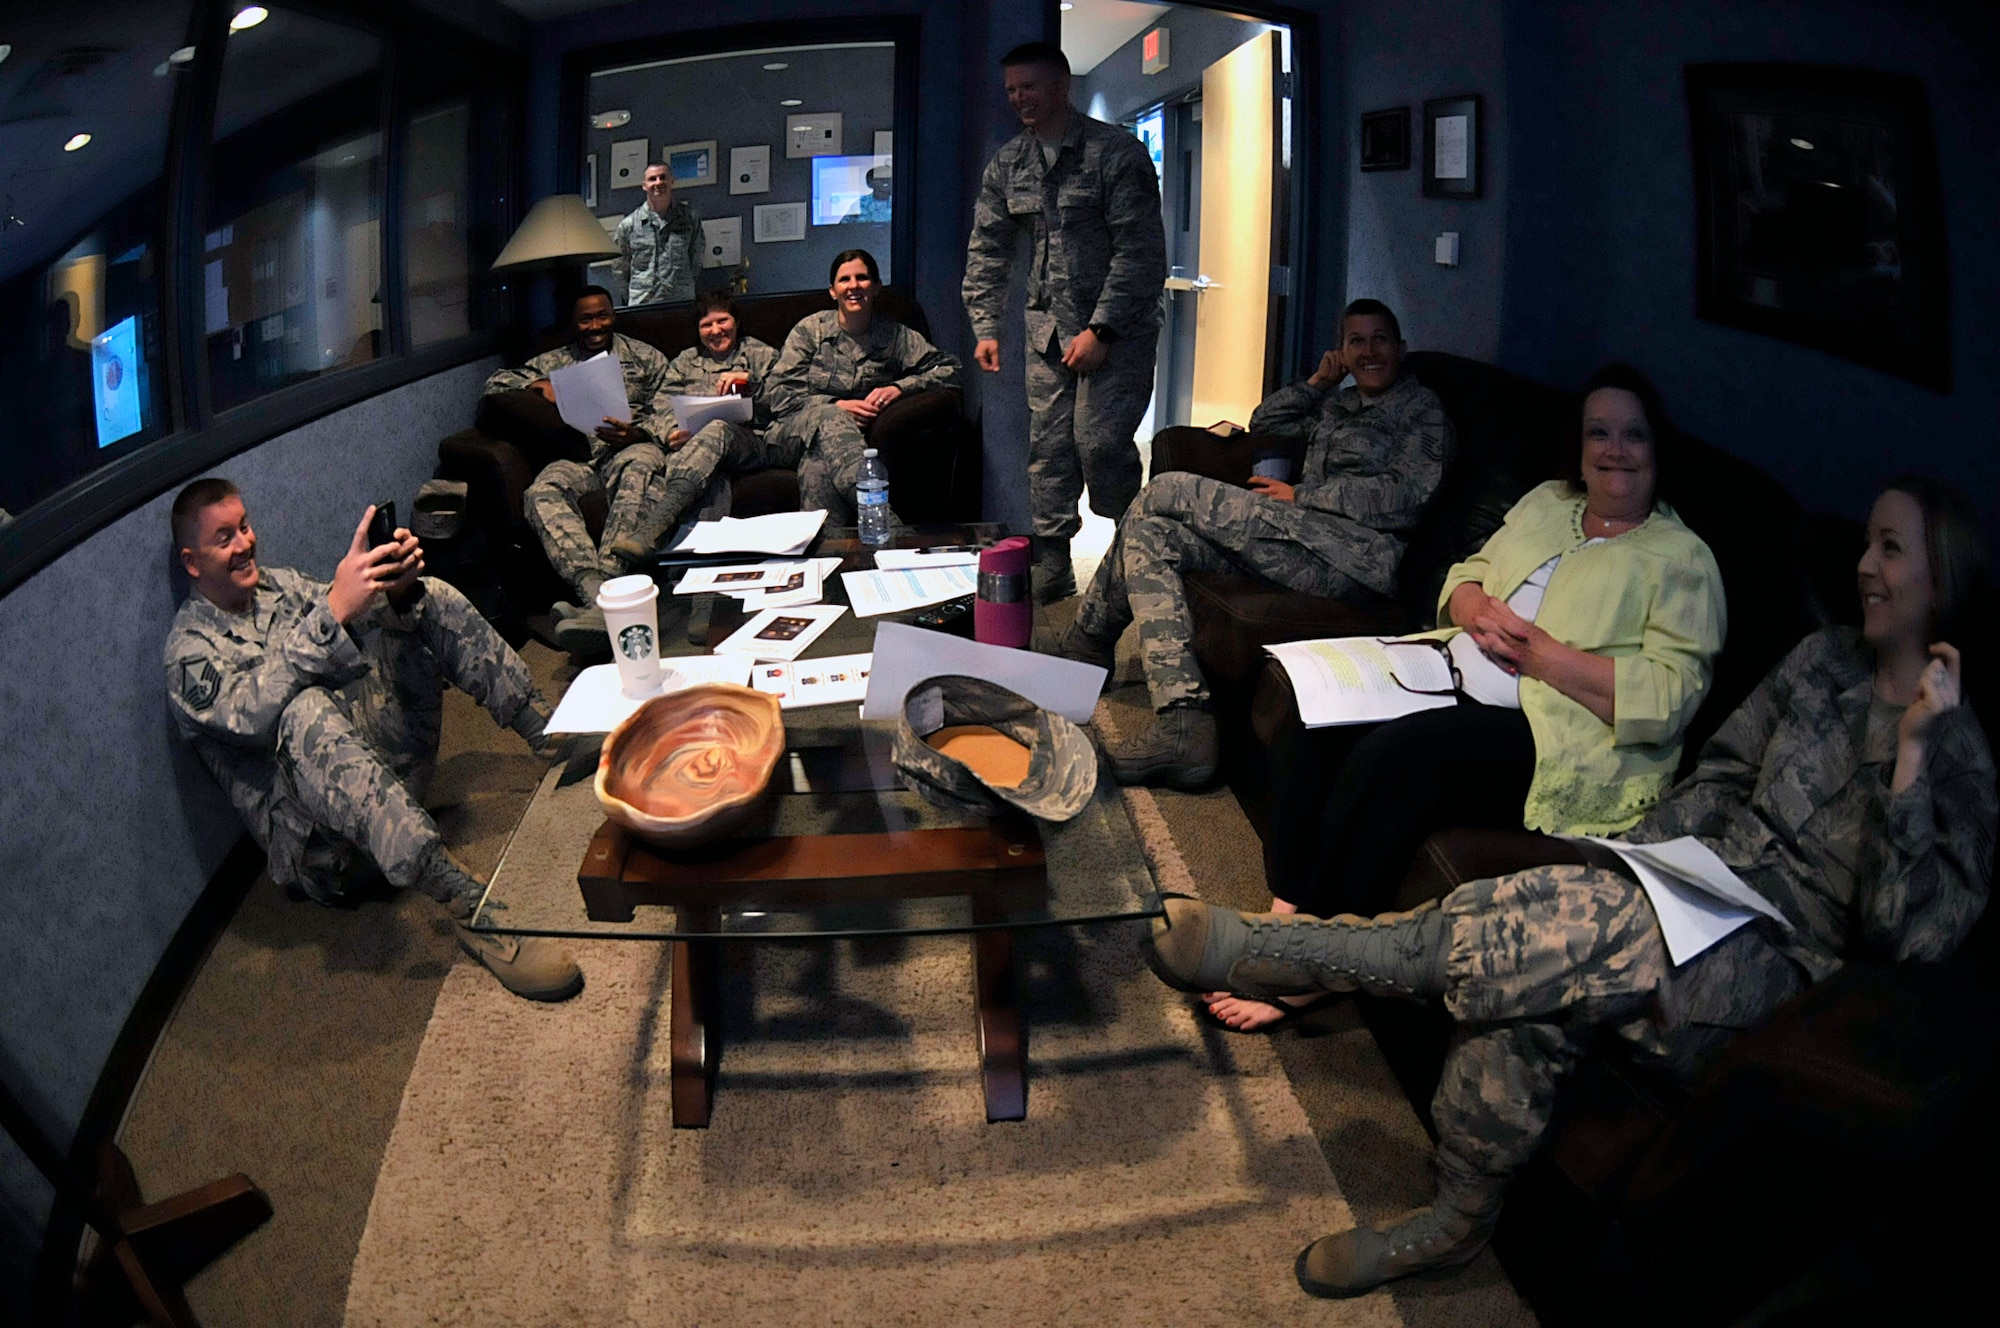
[1686,64,1949,391]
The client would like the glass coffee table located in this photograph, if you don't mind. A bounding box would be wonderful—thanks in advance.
[471,525,1164,1126]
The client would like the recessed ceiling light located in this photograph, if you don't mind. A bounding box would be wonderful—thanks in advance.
[1789,137,1815,150]
[229,6,268,33]
[169,46,196,64]
[64,133,92,152]
[763,62,788,70]
[781,98,803,107]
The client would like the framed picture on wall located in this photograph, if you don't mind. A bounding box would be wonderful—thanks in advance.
[1686,63,1949,391]
[754,202,807,243]
[1359,107,1409,171]
[582,152,597,208]
[664,139,718,188]
[1422,95,1482,199]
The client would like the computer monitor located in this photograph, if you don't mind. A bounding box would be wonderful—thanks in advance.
[811,155,891,227]
[90,315,143,448]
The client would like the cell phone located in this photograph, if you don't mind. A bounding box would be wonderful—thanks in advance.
[367,500,397,548]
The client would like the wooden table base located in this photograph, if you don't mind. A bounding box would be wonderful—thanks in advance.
[577,819,1046,1127]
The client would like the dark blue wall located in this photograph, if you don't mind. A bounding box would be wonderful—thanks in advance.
[1075,7,1269,127]
[1499,0,2000,530]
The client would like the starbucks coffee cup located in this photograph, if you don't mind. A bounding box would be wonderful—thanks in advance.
[597,575,664,697]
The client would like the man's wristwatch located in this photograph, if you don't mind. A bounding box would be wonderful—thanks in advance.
[1087,323,1119,343]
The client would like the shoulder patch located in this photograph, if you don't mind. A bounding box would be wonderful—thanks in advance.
[176,656,221,711]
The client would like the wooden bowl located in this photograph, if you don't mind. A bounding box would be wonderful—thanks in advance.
[595,683,786,848]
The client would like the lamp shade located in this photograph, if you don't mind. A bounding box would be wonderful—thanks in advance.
[491,194,620,271]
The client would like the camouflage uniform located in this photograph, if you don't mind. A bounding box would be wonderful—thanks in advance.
[1426,627,1996,1201]
[164,568,545,905]
[766,309,962,523]
[1073,372,1454,711]
[611,198,701,306]
[646,336,796,532]
[964,111,1167,539]
[483,332,675,595]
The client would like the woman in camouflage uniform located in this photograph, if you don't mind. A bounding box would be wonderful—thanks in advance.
[1145,475,1996,1298]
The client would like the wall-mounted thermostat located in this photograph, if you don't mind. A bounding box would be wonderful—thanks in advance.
[1435,232,1460,267]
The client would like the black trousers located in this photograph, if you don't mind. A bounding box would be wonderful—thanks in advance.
[1262,702,1538,917]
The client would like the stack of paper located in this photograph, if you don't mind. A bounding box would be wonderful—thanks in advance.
[672,556,843,610]
[1264,637,1459,727]
[749,653,874,709]
[547,352,630,435]
[674,510,827,556]
[669,393,753,434]
[841,564,978,617]
[544,656,754,734]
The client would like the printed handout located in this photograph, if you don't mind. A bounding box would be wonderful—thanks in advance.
[714,603,848,661]
[750,653,873,709]
[1263,637,1459,727]
[545,655,753,734]
[674,510,827,556]
[669,392,754,434]
[841,565,978,617]
[547,353,630,436]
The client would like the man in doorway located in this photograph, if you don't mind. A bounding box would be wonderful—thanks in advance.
[964,41,1167,604]
[481,286,675,652]
[613,162,702,306]
[165,478,583,1002]
[1055,299,1454,788]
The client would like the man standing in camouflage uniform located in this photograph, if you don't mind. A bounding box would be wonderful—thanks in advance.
[964,42,1167,603]
[602,291,796,564]
[1143,621,1995,1297]
[613,162,701,306]
[164,478,583,1001]
[1057,300,1453,788]
[483,285,675,652]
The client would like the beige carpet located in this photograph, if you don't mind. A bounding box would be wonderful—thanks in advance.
[343,762,1389,1322]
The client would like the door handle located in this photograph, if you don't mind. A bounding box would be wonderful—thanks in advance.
[1163,275,1218,293]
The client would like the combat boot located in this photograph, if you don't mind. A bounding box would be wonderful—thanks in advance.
[1053,617,1119,679]
[422,844,585,1002]
[509,699,564,760]
[552,606,611,656]
[1141,895,1449,1002]
[1103,706,1218,789]
[1031,538,1076,605]
[1293,1190,1500,1297]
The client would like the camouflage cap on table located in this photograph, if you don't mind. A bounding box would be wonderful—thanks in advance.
[892,675,1098,823]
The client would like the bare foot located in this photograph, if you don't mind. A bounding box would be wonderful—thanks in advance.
[1202,990,1319,1031]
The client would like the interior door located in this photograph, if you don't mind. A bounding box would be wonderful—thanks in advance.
[1188,29,1277,428]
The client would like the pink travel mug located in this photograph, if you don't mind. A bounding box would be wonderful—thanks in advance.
[974,536,1032,648]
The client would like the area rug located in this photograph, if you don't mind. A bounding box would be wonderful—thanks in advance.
[341,729,1415,1328]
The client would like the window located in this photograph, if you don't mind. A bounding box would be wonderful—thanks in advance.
[0,1,194,517]
[204,6,385,411]
[582,41,902,304]
[404,99,473,347]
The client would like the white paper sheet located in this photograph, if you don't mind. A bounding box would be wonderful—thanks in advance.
[737,556,841,610]
[873,546,982,570]
[548,352,629,435]
[544,656,753,734]
[674,510,827,556]
[669,392,754,434]
[750,652,873,709]
[1434,114,1469,179]
[714,603,848,661]
[1576,835,1794,966]
[861,622,1106,723]
[1264,637,1459,727]
[673,561,798,594]
[842,565,978,617]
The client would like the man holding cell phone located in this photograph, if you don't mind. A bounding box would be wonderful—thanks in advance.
[163,477,584,1002]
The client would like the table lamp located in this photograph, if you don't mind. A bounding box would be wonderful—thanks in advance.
[491,194,620,272]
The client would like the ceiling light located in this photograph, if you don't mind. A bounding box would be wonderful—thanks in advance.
[64,133,92,152]
[1819,180,1842,189]
[763,62,788,70]
[781,98,802,107]
[1789,137,1815,150]
[169,45,196,64]
[229,6,268,33]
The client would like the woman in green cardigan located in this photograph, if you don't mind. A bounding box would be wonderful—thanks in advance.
[1214,363,1725,1031]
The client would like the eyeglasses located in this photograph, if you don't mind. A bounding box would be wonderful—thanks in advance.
[1382,638,1463,698]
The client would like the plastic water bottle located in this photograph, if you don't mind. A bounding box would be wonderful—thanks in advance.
[856,447,892,546]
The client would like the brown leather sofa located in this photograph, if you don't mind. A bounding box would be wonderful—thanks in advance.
[1160,351,2000,1322]
[437,288,979,610]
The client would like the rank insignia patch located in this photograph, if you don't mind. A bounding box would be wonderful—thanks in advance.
[177,656,221,710]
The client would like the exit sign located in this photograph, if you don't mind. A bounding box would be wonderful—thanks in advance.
[1142,26,1170,75]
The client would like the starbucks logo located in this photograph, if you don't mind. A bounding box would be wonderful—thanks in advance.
[618,623,655,661]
